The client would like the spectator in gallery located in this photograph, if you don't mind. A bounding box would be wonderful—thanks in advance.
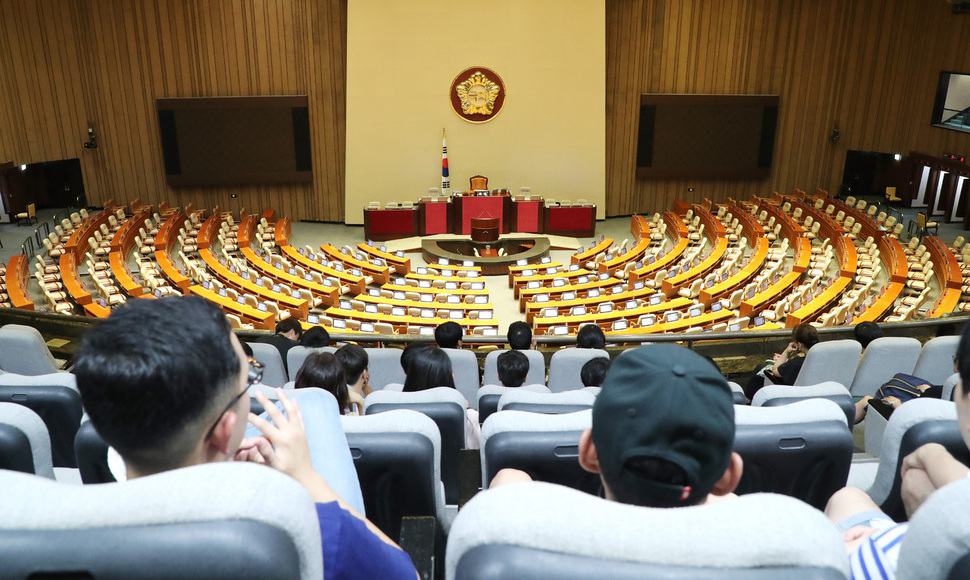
[300,326,331,348]
[403,346,480,448]
[400,342,429,375]
[335,344,372,400]
[434,321,463,349]
[254,318,304,372]
[580,357,611,388]
[295,352,361,415]
[853,321,884,349]
[825,323,970,578]
[496,350,530,388]
[492,345,743,511]
[576,323,607,350]
[72,297,416,579]
[744,323,819,399]
[507,321,534,350]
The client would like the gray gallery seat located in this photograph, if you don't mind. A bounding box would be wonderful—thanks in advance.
[446,481,848,580]
[246,342,288,387]
[477,384,550,425]
[0,402,54,478]
[911,335,960,385]
[0,324,62,375]
[848,337,922,397]
[547,348,609,392]
[480,409,595,493]
[898,478,970,579]
[341,409,446,538]
[0,462,321,579]
[286,345,336,381]
[733,399,852,509]
[364,348,405,390]
[497,389,596,415]
[792,339,861,387]
[365,387,467,505]
[443,348,481,409]
[863,399,960,518]
[752,381,854,426]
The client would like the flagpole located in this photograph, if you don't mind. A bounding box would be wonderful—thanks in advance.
[441,128,451,197]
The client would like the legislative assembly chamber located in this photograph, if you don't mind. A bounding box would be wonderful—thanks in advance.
[1,1,970,578]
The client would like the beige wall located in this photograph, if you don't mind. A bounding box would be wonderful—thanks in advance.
[345,0,605,224]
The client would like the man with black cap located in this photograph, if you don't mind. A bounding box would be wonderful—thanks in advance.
[492,344,743,508]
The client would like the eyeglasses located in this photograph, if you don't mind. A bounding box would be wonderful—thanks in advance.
[204,358,262,440]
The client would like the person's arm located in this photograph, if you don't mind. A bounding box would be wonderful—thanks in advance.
[773,356,803,386]
[764,342,796,380]
[899,442,969,516]
[246,390,404,550]
[901,442,969,489]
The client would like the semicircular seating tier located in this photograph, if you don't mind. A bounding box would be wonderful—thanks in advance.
[3,190,967,338]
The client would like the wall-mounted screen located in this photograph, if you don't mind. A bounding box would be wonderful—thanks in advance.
[157,96,312,187]
[636,94,779,179]
[931,71,970,134]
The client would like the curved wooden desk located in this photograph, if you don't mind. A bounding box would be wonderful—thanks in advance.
[356,243,410,275]
[320,244,390,284]
[189,284,275,330]
[518,276,622,311]
[240,247,339,307]
[354,292,493,313]
[599,238,652,274]
[322,307,499,332]
[199,248,309,319]
[926,236,962,317]
[606,309,734,335]
[571,238,613,264]
[533,297,692,331]
[4,255,33,310]
[280,245,366,295]
[700,237,769,306]
[379,282,488,296]
[628,212,689,283]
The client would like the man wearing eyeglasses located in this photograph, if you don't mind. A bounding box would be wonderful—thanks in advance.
[73,297,417,580]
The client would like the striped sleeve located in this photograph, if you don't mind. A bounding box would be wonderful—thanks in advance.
[850,523,909,580]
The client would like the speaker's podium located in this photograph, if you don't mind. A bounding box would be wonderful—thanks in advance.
[453,191,512,235]
[471,217,499,242]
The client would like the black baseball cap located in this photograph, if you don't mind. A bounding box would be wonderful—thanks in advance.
[592,344,735,507]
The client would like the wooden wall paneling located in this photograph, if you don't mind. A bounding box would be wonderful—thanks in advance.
[3,0,969,223]
[605,0,970,218]
[0,0,346,222]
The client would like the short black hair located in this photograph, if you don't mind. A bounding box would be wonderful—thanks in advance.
[240,341,254,358]
[403,347,455,391]
[853,322,883,349]
[300,326,330,348]
[577,324,606,349]
[580,357,611,387]
[497,350,530,388]
[74,297,241,473]
[276,318,303,338]
[294,352,349,412]
[507,321,533,350]
[335,344,368,386]
[434,321,463,349]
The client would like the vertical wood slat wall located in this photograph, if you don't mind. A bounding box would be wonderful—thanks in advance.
[2,0,970,222]
[606,0,970,216]
[0,0,346,222]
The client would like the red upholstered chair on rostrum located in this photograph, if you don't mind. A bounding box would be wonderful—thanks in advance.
[469,175,489,191]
